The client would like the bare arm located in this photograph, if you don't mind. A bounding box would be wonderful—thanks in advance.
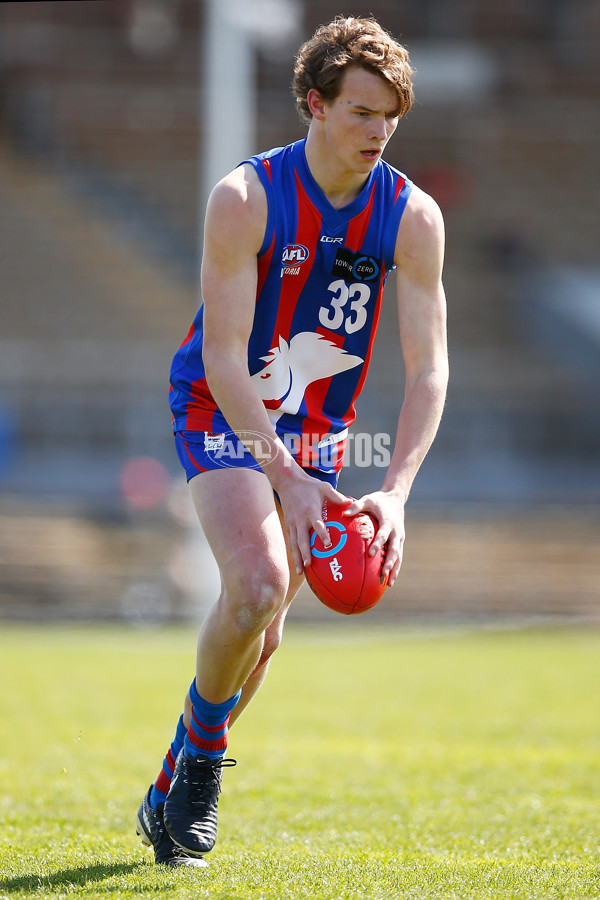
[200,165,274,461]
[200,165,348,573]
[346,185,449,585]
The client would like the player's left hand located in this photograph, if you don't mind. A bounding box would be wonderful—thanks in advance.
[343,491,405,586]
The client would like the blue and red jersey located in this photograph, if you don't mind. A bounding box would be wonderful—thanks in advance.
[169,139,412,473]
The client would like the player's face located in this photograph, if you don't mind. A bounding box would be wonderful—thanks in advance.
[322,66,400,175]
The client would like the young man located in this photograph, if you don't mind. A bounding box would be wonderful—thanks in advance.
[136,16,448,866]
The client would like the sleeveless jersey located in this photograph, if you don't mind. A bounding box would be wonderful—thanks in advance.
[169,139,412,473]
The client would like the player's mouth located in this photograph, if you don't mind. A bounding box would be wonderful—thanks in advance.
[360,148,381,162]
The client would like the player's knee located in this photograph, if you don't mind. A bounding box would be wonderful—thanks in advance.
[224,562,288,634]
[240,571,287,631]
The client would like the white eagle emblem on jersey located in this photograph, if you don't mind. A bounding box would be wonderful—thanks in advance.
[251,332,363,425]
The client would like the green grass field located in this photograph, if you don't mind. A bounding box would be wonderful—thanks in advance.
[0,623,598,899]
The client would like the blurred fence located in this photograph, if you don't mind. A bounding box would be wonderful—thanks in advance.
[1,497,599,625]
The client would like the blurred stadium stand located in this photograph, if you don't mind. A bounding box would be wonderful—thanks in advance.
[0,0,599,622]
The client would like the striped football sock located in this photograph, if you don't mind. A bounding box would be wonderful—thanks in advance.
[184,679,241,761]
[149,713,187,810]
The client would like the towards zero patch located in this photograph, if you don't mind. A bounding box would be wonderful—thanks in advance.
[331,248,381,282]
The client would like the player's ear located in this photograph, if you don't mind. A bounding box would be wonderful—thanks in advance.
[306,88,327,120]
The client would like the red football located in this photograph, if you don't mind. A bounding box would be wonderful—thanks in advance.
[305,499,388,615]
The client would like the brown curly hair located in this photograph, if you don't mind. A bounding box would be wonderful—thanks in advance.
[293,16,414,123]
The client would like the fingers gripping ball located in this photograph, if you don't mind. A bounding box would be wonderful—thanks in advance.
[305,500,388,615]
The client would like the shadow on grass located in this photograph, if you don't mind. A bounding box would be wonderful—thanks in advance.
[0,862,144,894]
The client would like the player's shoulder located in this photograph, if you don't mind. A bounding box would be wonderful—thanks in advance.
[394,183,445,267]
[208,163,266,219]
[205,162,268,253]
[403,183,444,236]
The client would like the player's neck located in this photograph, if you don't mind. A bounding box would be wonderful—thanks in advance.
[304,133,369,210]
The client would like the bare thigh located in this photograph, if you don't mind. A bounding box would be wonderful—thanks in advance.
[188,467,290,606]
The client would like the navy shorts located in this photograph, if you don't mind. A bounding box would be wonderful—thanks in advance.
[174,430,340,489]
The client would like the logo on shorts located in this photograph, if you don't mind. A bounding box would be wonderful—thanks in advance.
[204,432,225,452]
[203,430,277,469]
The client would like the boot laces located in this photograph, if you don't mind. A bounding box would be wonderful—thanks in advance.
[186,756,237,805]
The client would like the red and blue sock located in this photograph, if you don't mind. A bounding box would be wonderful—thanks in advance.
[184,679,241,761]
[149,713,187,810]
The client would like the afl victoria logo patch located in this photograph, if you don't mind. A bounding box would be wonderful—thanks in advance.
[281,244,309,265]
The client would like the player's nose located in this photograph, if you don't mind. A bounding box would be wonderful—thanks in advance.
[369,115,388,141]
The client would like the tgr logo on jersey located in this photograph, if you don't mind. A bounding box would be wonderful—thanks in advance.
[320,235,344,243]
